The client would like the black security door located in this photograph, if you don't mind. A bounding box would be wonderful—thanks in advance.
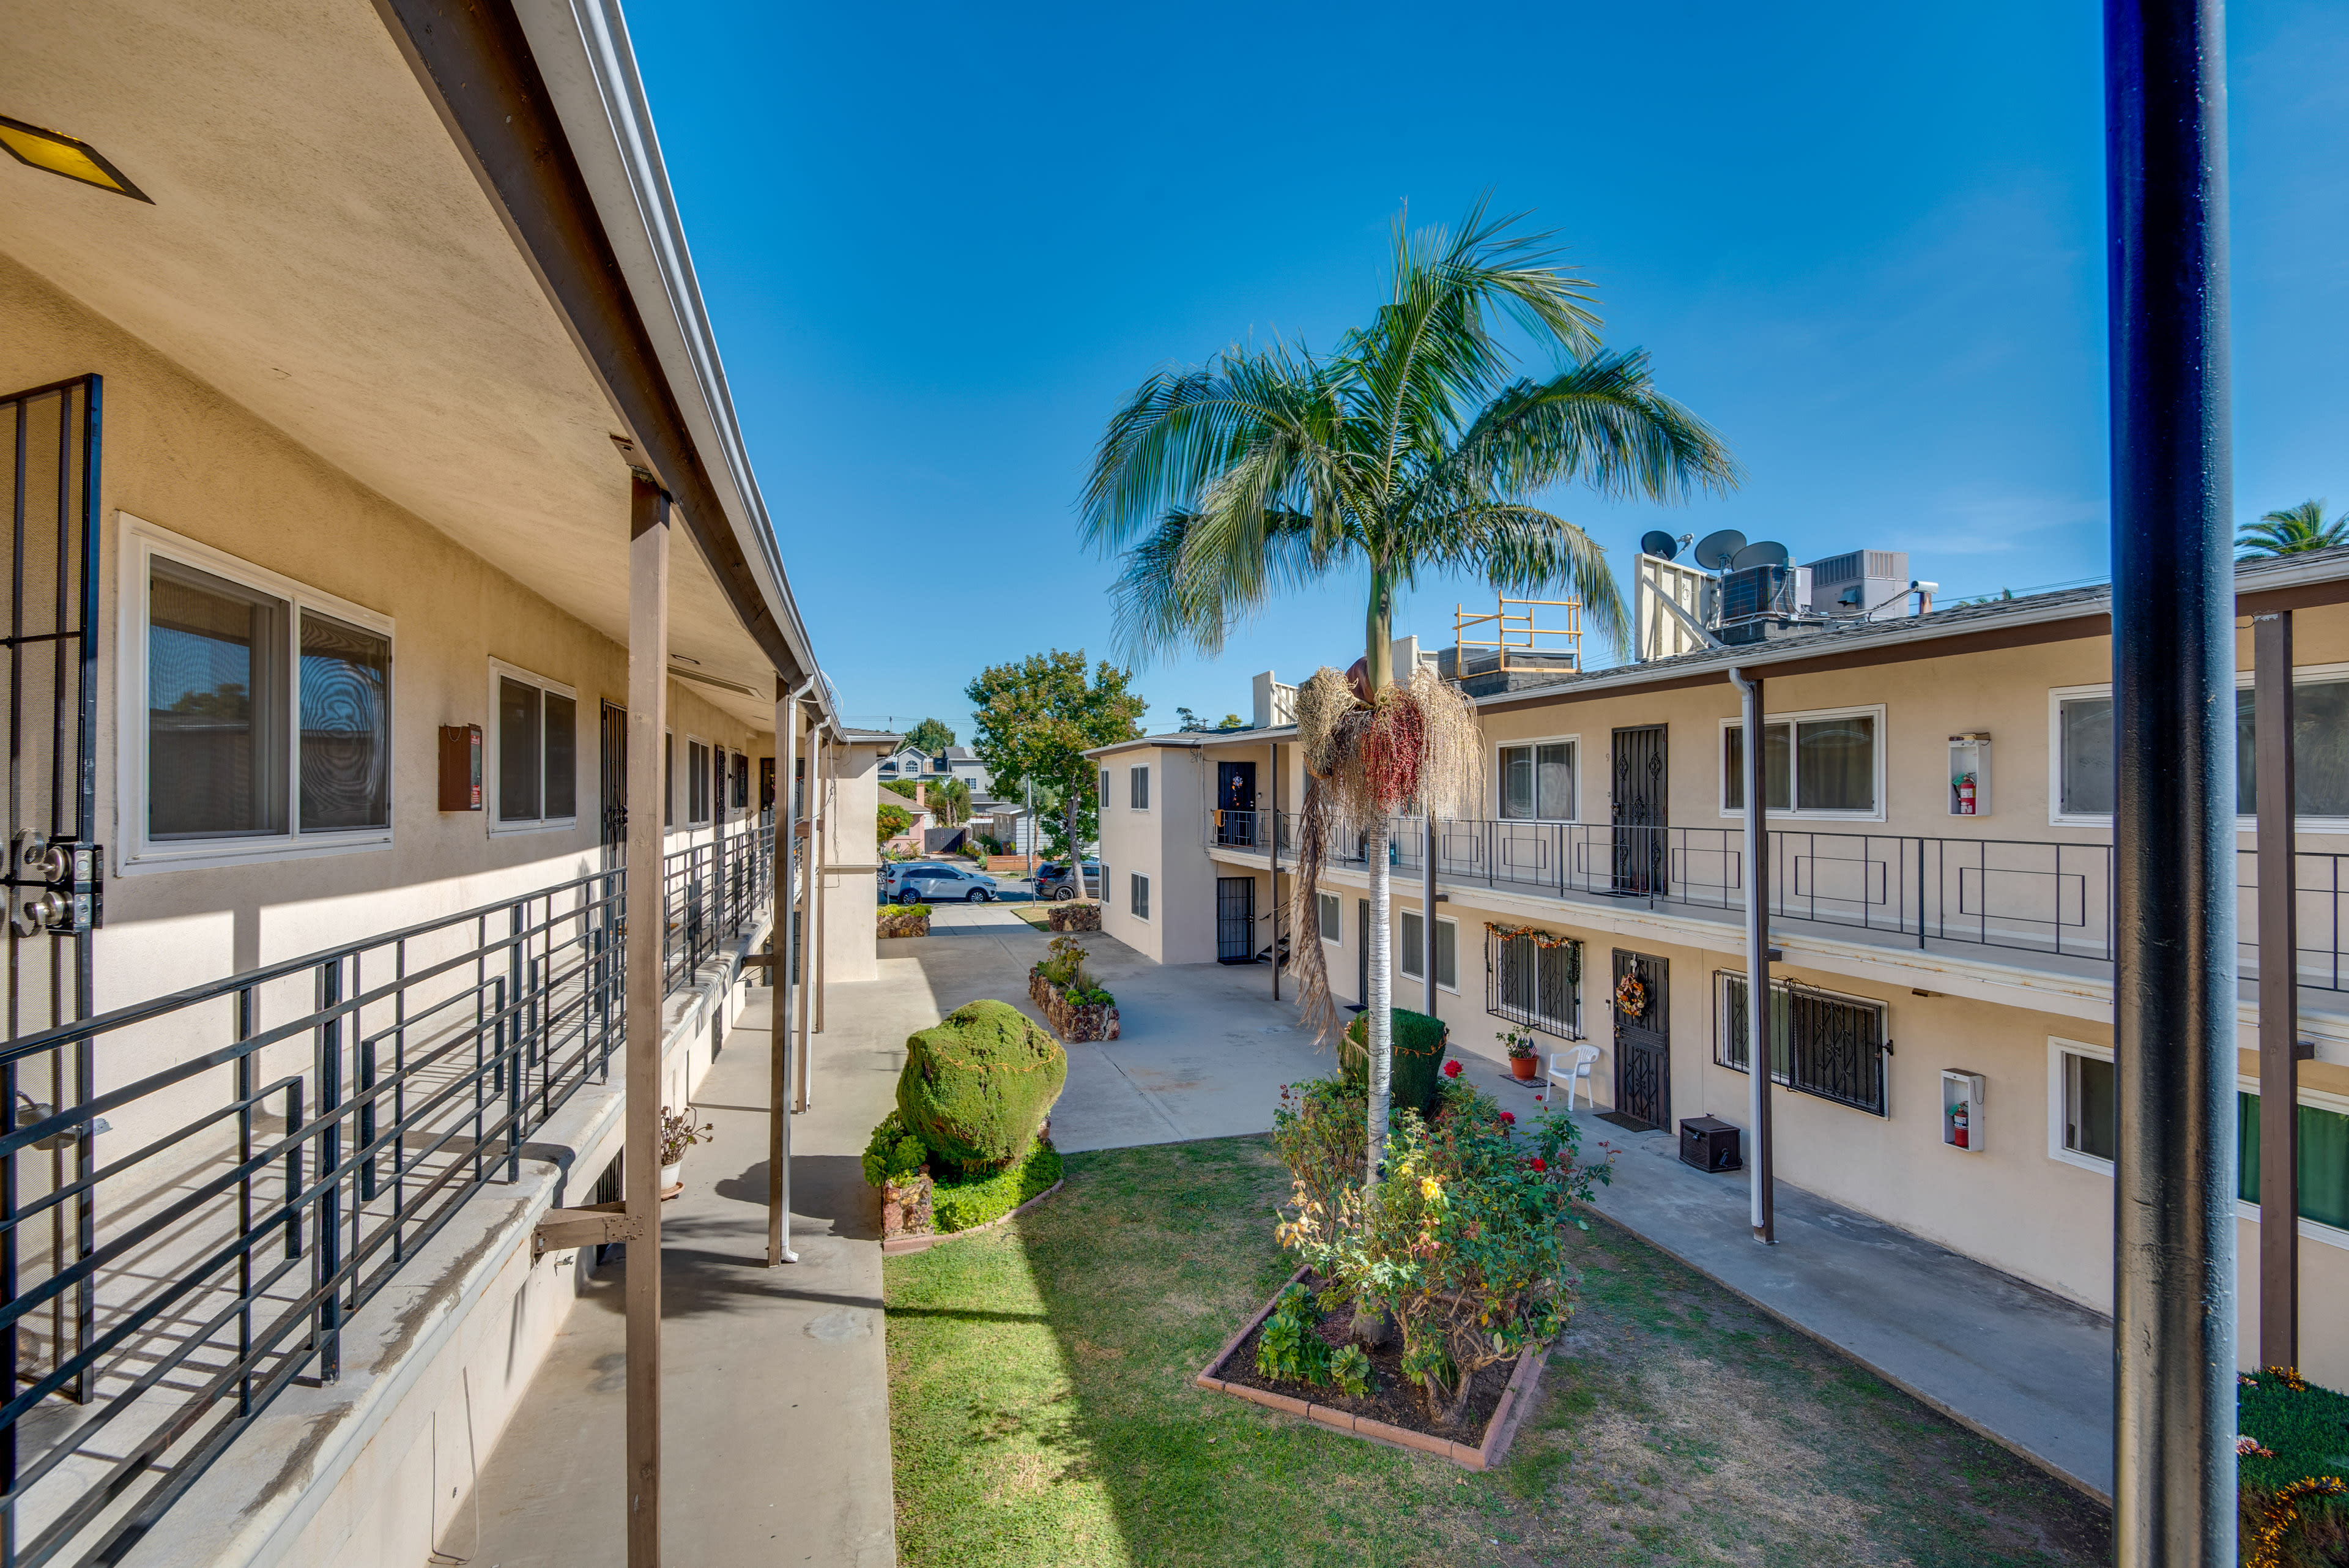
[1611,949,1671,1129]
[1215,876,1256,962]
[1610,725,1669,895]
[600,700,628,853]
[3,375,104,1405]
[1215,760,1257,845]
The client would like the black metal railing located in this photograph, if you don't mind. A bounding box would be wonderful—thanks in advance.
[0,822,772,1567]
[1212,808,2349,991]
[1206,807,1287,854]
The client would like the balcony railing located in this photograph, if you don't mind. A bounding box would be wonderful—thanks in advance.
[0,822,774,1567]
[1206,808,2349,991]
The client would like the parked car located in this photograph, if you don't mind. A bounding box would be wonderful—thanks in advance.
[1031,861,1101,901]
[883,861,998,904]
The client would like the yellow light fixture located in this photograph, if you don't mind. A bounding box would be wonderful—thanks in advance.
[0,114,150,203]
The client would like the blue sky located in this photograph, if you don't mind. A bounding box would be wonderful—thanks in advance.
[631,1,2348,743]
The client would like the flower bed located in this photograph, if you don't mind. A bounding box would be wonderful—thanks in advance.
[878,903,931,937]
[1030,972,1119,1041]
[1046,901,1101,932]
[2238,1367,2349,1567]
[1195,1268,1546,1470]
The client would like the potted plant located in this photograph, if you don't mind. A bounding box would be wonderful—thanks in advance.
[1497,1027,1539,1081]
[659,1106,714,1199]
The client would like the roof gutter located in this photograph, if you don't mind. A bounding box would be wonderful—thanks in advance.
[374,0,832,721]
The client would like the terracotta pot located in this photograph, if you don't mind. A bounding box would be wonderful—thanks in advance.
[1510,1055,1538,1081]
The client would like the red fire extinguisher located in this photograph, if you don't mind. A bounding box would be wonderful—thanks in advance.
[1954,772,1976,816]
[1950,1102,1970,1148]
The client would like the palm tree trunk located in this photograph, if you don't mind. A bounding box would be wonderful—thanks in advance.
[1364,569,1395,1189]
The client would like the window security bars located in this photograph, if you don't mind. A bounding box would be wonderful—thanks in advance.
[1212,809,2349,992]
[1483,927,1581,1038]
[1715,970,1890,1116]
[0,822,771,1567]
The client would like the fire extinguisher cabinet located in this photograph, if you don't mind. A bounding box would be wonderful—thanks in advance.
[1948,733,1990,817]
[1940,1069,1986,1153]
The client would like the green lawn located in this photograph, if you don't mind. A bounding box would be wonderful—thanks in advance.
[884,1136,2110,1568]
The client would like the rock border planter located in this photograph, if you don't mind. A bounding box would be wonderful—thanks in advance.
[1193,1266,1551,1472]
[880,1178,1064,1257]
[1030,972,1119,1042]
[878,909,931,938]
[1045,902,1101,932]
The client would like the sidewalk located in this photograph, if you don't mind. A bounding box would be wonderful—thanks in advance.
[1559,1105,2116,1503]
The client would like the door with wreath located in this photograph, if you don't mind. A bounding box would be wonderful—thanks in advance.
[1610,949,1670,1129]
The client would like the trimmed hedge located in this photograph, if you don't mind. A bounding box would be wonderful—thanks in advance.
[1340,1006,1451,1117]
[897,1000,1067,1176]
[2240,1369,2349,1567]
[932,1139,1063,1233]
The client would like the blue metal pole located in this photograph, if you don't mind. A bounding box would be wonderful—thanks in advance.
[2105,1,2237,1561]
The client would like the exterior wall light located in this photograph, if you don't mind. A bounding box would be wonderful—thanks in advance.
[0,114,152,203]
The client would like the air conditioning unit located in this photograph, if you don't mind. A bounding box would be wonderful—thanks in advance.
[1810,549,1912,620]
[1719,563,1811,622]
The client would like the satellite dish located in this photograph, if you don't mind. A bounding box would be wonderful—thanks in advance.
[1731,540,1790,570]
[1693,529,1746,571]
[1639,529,1680,561]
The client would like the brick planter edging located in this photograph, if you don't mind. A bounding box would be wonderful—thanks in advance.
[1028,972,1120,1042]
[878,913,931,938]
[1045,903,1102,932]
[1193,1267,1552,1472]
[879,1178,1065,1257]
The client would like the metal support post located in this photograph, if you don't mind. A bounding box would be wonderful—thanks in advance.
[2255,611,2298,1370]
[1422,813,1438,1018]
[1269,743,1282,1001]
[1731,667,1773,1243]
[768,677,812,1266]
[812,724,828,1036]
[2106,0,2238,1558]
[793,729,817,1093]
[623,474,669,1568]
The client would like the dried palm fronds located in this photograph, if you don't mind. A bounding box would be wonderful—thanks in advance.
[1295,667,1359,781]
[1405,664,1485,819]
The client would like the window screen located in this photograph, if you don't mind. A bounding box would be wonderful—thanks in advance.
[1130,872,1150,919]
[149,558,290,838]
[499,677,543,823]
[1723,723,1792,812]
[1318,892,1341,941]
[2062,1050,2117,1162]
[1500,742,1575,819]
[1130,766,1149,809]
[2059,696,2115,816]
[2240,1092,2349,1232]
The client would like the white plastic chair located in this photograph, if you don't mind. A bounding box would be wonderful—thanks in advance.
[1544,1046,1601,1112]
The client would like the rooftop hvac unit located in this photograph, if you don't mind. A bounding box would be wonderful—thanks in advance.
[1809,549,1912,620]
[1720,562,1809,622]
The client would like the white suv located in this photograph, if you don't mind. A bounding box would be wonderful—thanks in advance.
[883,861,997,904]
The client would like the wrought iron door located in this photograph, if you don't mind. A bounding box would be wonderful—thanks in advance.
[1215,877,1255,963]
[599,700,628,853]
[1611,949,1670,1129]
[1215,760,1256,846]
[2,375,103,1416]
[1610,725,1669,895]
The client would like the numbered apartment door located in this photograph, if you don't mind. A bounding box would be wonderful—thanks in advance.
[1611,949,1671,1130]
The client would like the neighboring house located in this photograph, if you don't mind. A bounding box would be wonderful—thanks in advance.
[1093,549,2349,1392]
[0,3,878,1560]
[880,781,935,853]
[878,740,993,795]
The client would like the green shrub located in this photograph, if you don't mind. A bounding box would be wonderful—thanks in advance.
[897,1000,1067,1176]
[1329,1342,1374,1399]
[2239,1369,2349,1566]
[963,841,989,862]
[1340,1007,1450,1116]
[1272,1076,1368,1239]
[1252,1282,1330,1386]
[861,1111,929,1188]
[878,902,932,918]
[932,1139,1062,1232]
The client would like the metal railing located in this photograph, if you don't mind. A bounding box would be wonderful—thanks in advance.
[1207,808,2349,990]
[0,822,773,1567]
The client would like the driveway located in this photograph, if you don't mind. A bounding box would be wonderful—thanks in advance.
[886,904,1333,1150]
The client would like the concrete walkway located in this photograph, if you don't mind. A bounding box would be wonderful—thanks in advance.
[1547,1101,2116,1503]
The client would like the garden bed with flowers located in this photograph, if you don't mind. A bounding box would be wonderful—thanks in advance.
[1029,934,1119,1042]
[878,902,932,937]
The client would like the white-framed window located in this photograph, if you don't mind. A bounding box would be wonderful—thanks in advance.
[1317,891,1341,943]
[119,516,393,872]
[1129,871,1150,920]
[684,737,713,827]
[1497,737,1577,821]
[1129,765,1151,810]
[1398,910,1459,990]
[1100,768,1110,807]
[1720,704,1885,820]
[1490,928,1580,1038]
[2050,671,2349,828]
[2046,1036,2349,1245]
[489,660,577,834]
[1715,972,1890,1115]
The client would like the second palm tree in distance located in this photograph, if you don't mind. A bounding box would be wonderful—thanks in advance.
[2239,499,2349,559]
[1082,199,1738,1186]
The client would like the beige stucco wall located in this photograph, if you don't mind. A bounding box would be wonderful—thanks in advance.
[2,253,771,1015]
[820,738,887,986]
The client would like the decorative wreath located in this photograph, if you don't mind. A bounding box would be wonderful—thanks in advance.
[1614,972,1648,1019]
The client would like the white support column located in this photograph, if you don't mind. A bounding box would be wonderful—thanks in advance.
[769,678,809,1265]
[812,723,829,1036]
[624,475,669,1566]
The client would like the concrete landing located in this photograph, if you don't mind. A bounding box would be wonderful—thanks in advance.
[1568,1109,2116,1503]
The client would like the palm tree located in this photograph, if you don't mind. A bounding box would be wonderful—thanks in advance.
[2238,499,2349,559]
[1082,200,1736,1177]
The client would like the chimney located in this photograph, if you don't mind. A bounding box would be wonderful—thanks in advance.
[913,780,927,809]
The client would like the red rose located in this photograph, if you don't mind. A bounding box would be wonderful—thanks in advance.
[1529,1156,1548,1172]
[1442,1060,1463,1079]
[1499,1111,1516,1124]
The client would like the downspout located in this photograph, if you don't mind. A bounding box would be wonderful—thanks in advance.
[767,673,815,1268]
[1729,666,1774,1244]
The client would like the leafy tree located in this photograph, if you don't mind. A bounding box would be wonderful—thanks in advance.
[881,777,920,801]
[1216,713,1248,730]
[929,775,972,828]
[1174,705,1204,731]
[2239,499,2349,559]
[904,716,957,754]
[877,801,912,845]
[1082,199,1733,1180]
[966,652,1146,884]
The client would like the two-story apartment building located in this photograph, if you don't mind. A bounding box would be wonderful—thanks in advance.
[1094,551,2349,1389]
